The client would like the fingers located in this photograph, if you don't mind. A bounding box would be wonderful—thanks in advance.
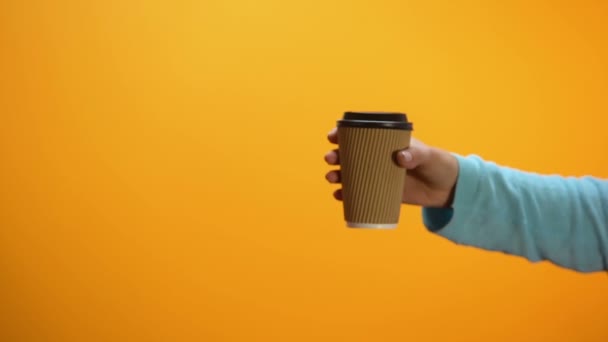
[333,189,343,201]
[325,170,341,183]
[327,128,338,144]
[394,138,431,169]
[325,128,339,166]
[326,128,341,201]
[324,149,339,165]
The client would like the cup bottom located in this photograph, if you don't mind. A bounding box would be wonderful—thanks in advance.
[346,222,397,229]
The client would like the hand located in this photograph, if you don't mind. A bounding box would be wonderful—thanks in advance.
[324,127,459,208]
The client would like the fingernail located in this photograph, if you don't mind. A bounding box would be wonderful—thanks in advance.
[401,151,412,162]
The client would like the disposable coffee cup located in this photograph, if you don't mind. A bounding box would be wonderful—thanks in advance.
[337,111,413,229]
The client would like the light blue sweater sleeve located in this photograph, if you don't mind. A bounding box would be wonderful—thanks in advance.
[423,154,608,273]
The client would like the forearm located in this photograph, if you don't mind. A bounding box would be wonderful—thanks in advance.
[423,154,608,272]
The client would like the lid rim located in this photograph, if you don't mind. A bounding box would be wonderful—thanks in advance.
[337,120,413,130]
[339,111,413,130]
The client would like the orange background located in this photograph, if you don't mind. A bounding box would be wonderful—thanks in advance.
[1,1,608,341]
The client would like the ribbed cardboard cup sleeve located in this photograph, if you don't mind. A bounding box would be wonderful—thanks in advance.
[337,126,411,228]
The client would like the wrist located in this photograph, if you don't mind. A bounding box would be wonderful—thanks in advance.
[430,147,459,208]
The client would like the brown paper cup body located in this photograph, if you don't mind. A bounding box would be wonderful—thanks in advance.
[338,127,411,228]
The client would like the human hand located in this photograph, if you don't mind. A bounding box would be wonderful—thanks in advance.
[324,127,459,208]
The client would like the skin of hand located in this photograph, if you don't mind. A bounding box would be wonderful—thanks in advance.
[324,127,460,208]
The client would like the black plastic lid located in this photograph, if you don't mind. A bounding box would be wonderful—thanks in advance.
[337,111,413,130]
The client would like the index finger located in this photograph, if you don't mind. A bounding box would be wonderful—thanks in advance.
[327,127,338,144]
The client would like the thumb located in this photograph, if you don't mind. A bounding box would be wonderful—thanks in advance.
[395,142,431,170]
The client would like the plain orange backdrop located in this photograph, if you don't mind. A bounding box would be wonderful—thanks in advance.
[1,0,607,341]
